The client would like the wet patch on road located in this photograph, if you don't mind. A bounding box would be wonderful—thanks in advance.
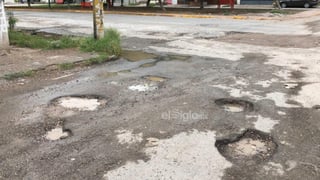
[215,129,277,164]
[138,54,191,68]
[215,98,254,113]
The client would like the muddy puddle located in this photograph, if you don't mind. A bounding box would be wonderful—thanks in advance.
[143,75,167,82]
[139,62,157,68]
[122,50,190,68]
[121,50,157,62]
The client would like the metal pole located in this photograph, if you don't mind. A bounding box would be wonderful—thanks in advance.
[0,0,9,49]
[93,0,104,40]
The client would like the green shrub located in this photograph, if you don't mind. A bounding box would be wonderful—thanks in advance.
[7,12,18,31]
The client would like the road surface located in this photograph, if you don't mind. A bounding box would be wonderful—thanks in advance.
[0,10,320,180]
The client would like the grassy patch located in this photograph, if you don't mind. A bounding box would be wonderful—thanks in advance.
[58,62,75,70]
[270,9,290,14]
[9,31,80,50]
[4,70,35,80]
[80,29,121,56]
[84,54,109,66]
[4,29,121,80]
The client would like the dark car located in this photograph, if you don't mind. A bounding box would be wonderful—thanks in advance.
[279,0,319,8]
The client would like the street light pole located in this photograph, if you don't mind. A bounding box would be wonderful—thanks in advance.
[0,0,9,49]
[93,0,104,40]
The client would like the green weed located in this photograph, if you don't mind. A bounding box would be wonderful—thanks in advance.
[58,62,75,70]
[80,28,121,56]
[3,70,35,80]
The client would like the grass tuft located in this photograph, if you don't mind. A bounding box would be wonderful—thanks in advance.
[270,9,289,14]
[3,70,35,80]
[58,62,75,70]
[84,54,109,66]
[80,29,121,56]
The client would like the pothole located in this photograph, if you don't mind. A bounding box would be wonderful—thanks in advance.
[128,84,158,92]
[97,71,118,78]
[45,126,71,141]
[284,83,299,89]
[47,95,107,118]
[121,50,157,62]
[142,75,167,82]
[215,98,254,112]
[139,62,157,68]
[215,129,277,164]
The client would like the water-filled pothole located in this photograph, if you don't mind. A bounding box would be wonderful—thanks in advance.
[139,62,157,68]
[97,72,118,78]
[215,98,254,112]
[121,50,157,62]
[215,129,277,164]
[47,95,107,118]
[142,75,167,82]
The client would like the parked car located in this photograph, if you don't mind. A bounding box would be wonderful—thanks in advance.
[279,0,319,8]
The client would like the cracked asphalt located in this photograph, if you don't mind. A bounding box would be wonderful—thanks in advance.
[0,10,320,180]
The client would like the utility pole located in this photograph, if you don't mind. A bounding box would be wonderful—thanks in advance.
[93,0,104,40]
[0,0,9,49]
